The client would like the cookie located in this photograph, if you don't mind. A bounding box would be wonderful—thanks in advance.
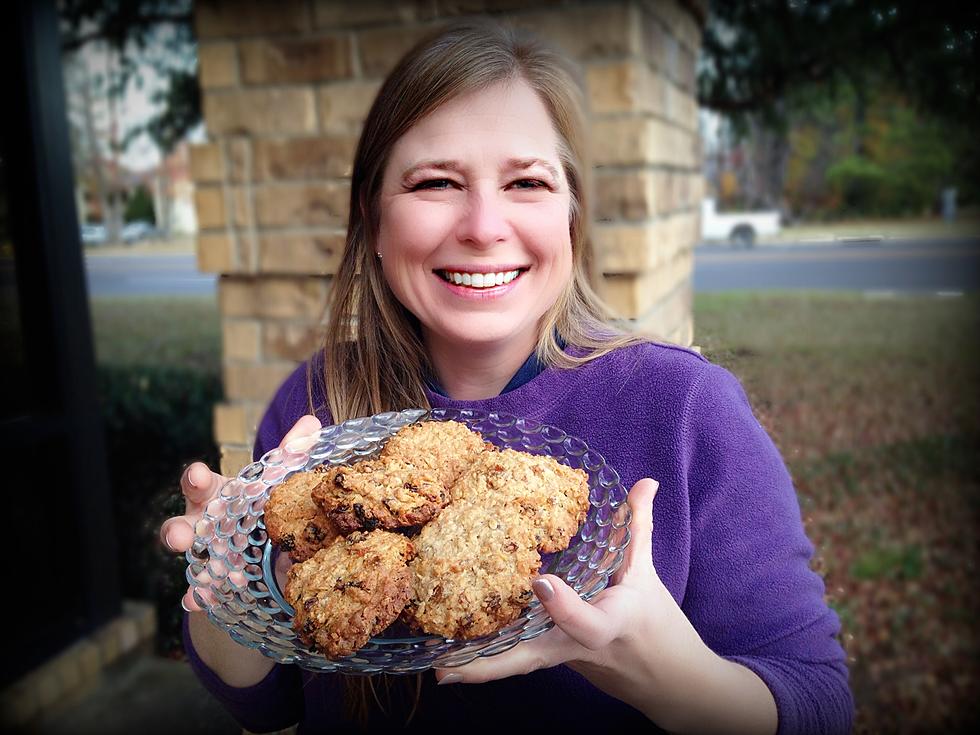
[312,458,447,534]
[264,468,339,561]
[381,420,491,488]
[285,530,415,658]
[449,448,590,553]
[403,501,540,640]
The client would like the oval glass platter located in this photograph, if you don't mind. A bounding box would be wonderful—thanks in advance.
[185,407,631,675]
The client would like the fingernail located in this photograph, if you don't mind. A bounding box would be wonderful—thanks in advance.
[180,598,191,613]
[164,530,177,552]
[532,577,554,602]
[438,673,462,686]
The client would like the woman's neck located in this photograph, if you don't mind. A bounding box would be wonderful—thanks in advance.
[424,330,537,401]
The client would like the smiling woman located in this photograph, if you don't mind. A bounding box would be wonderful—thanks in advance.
[161,19,853,735]
[377,80,574,399]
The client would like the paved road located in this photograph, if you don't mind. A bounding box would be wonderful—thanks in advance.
[82,239,980,297]
[694,238,980,293]
[84,253,216,297]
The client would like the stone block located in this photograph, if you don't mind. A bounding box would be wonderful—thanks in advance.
[239,36,353,85]
[224,138,253,183]
[204,89,317,136]
[263,321,323,362]
[219,276,331,320]
[214,401,249,444]
[197,233,237,273]
[515,4,641,60]
[223,319,262,362]
[358,25,439,78]
[189,143,223,182]
[255,136,358,180]
[220,445,253,478]
[641,0,703,54]
[196,0,310,39]
[594,169,660,222]
[592,117,699,168]
[194,186,226,229]
[198,41,238,88]
[602,247,693,317]
[313,0,421,28]
[586,60,666,116]
[595,213,696,274]
[254,183,350,228]
[224,362,298,401]
[632,278,692,339]
[317,81,382,133]
[258,231,346,275]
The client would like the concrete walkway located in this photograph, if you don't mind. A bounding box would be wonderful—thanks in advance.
[29,654,240,735]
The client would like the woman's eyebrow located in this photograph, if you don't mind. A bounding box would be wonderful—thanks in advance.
[506,157,561,181]
[399,160,462,181]
[399,157,561,182]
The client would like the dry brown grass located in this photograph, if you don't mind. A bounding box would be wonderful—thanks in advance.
[697,291,980,733]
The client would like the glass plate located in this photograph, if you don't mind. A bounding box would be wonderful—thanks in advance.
[185,407,631,675]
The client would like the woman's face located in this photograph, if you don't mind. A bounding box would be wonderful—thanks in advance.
[377,79,573,359]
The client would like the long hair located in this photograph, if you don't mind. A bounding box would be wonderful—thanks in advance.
[321,18,646,425]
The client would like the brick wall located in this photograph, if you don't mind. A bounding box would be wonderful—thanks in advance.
[191,0,705,475]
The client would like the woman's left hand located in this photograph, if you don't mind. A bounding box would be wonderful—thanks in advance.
[434,477,779,734]
[433,478,697,719]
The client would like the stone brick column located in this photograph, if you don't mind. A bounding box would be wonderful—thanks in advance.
[190,0,705,475]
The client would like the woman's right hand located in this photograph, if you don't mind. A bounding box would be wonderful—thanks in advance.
[159,414,323,612]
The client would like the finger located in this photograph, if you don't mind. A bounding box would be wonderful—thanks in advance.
[532,574,618,650]
[435,626,574,684]
[612,478,658,586]
[279,415,322,450]
[160,516,195,553]
[181,462,225,509]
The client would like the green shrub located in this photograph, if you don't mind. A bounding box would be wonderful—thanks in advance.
[124,185,156,224]
[97,364,222,656]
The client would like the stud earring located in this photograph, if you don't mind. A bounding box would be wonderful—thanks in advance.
[376,251,382,259]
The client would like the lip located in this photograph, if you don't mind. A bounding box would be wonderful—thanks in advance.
[435,264,529,274]
[432,269,525,300]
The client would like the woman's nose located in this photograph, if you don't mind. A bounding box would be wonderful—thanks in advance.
[454,190,510,248]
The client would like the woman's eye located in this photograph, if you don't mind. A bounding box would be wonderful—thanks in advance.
[412,179,455,191]
[509,179,548,190]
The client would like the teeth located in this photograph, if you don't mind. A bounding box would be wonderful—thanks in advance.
[441,270,521,288]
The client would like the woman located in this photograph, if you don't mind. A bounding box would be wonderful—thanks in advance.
[161,20,852,734]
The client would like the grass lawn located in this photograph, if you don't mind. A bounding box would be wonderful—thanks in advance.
[696,292,980,733]
[89,291,980,731]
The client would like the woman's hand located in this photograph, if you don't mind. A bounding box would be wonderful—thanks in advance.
[433,478,777,734]
[158,414,323,612]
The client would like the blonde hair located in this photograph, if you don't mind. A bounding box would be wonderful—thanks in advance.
[320,18,646,425]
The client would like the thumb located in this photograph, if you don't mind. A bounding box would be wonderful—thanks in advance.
[611,478,658,586]
[532,574,617,650]
[279,415,322,451]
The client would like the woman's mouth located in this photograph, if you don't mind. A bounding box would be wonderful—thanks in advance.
[436,268,526,288]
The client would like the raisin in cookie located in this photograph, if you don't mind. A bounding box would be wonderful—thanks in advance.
[381,420,490,488]
[312,458,447,534]
[450,448,590,553]
[403,502,540,640]
[285,530,414,658]
[264,468,339,562]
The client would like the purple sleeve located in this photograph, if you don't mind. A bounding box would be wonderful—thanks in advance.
[253,359,330,460]
[682,365,854,734]
[182,615,303,732]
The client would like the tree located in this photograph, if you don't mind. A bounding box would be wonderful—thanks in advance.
[698,0,980,209]
[60,0,198,156]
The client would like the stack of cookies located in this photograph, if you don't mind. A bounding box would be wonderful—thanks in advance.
[263,420,590,659]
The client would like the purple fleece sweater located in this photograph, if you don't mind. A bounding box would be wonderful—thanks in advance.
[185,342,853,733]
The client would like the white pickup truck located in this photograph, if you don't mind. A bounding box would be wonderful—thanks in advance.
[700,198,781,247]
